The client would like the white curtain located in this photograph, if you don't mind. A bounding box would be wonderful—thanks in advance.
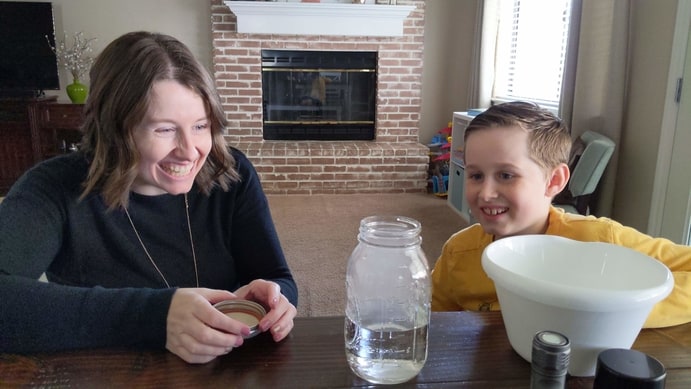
[467,0,496,109]
[561,0,631,217]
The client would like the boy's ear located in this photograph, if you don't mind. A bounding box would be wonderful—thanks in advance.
[546,163,570,197]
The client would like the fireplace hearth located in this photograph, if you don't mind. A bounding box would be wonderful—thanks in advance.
[261,50,377,141]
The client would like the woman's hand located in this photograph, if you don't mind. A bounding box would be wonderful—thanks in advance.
[166,288,251,364]
[234,279,297,342]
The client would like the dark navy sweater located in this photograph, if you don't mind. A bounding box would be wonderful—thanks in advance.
[0,148,297,353]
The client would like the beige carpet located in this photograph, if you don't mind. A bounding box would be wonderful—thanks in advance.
[267,192,469,317]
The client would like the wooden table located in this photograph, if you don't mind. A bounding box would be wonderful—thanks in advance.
[1,312,689,388]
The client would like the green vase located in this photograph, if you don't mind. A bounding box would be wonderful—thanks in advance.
[66,79,88,104]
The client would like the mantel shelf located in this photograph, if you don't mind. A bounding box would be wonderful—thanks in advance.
[224,1,416,37]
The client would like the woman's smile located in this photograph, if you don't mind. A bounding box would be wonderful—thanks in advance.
[160,162,195,177]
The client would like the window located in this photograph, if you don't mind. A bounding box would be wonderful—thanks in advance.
[492,0,573,111]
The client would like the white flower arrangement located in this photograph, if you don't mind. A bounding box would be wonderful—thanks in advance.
[47,32,96,82]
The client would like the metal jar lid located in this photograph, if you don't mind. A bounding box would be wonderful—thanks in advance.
[532,330,571,376]
[213,300,267,338]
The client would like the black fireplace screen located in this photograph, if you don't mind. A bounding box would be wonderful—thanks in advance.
[261,50,377,141]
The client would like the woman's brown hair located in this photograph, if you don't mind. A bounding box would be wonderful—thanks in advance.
[79,31,239,210]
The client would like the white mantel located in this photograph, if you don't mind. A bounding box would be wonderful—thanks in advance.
[224,1,416,37]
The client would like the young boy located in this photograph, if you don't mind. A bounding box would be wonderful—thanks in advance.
[431,101,691,328]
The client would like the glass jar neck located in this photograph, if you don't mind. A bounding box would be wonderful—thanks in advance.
[358,215,422,247]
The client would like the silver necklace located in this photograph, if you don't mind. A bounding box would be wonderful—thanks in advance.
[124,193,199,288]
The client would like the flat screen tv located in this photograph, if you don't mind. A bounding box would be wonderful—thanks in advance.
[0,1,60,98]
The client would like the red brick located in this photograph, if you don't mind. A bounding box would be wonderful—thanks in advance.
[211,1,427,194]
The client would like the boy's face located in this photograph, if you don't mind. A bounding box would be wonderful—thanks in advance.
[464,126,560,239]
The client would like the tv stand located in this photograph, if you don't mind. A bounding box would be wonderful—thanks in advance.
[0,89,49,99]
[0,97,84,195]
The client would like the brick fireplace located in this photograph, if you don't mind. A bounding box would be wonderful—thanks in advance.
[210,0,428,195]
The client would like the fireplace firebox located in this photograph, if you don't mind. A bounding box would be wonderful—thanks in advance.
[261,50,377,141]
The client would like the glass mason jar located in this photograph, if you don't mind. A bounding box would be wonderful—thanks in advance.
[344,215,431,385]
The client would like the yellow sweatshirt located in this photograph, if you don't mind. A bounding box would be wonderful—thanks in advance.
[431,206,691,328]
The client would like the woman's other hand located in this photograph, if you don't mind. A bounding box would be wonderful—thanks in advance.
[234,279,297,342]
[166,288,250,364]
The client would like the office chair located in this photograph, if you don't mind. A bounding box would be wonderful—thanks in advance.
[553,130,616,215]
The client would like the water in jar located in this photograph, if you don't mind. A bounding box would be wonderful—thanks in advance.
[345,315,429,385]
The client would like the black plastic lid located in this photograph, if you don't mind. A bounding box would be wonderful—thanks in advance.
[594,349,666,389]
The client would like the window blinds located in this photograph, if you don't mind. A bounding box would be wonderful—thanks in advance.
[493,0,572,110]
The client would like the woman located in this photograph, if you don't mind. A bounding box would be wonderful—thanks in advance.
[0,31,298,363]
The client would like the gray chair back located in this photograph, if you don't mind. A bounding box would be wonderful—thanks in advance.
[554,130,615,215]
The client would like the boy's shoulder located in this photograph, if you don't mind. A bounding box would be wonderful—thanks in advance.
[445,223,494,253]
[548,206,626,241]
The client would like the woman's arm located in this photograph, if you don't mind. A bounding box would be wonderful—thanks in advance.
[0,275,173,353]
[226,149,298,306]
[0,157,174,353]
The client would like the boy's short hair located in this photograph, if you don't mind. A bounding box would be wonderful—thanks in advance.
[464,101,572,172]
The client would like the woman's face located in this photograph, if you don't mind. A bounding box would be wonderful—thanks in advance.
[131,80,212,196]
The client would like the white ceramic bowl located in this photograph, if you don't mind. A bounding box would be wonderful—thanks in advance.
[481,235,674,377]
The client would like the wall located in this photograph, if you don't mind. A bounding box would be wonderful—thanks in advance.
[419,0,479,144]
[14,0,680,226]
[37,0,479,147]
[612,0,677,230]
[423,0,680,233]
[15,0,213,103]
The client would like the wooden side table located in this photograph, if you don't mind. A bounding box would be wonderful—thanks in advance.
[28,102,84,164]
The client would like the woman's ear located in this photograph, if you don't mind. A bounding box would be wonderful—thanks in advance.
[546,163,570,197]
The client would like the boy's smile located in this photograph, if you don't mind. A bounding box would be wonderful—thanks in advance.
[463,126,562,239]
